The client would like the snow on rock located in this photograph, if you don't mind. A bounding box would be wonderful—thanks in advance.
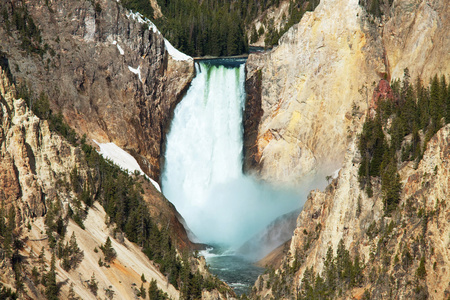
[83,14,96,42]
[125,10,192,61]
[164,39,192,61]
[112,40,124,55]
[93,140,161,192]
[128,65,143,83]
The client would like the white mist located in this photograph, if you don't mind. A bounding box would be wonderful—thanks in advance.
[162,61,304,248]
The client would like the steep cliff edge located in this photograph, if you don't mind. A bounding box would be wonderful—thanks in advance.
[253,121,450,299]
[244,0,450,185]
[0,0,194,182]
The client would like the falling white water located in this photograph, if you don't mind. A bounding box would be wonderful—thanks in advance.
[162,61,302,248]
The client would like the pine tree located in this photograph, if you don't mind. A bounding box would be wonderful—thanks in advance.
[63,232,83,271]
[429,74,442,133]
[68,283,78,300]
[324,246,336,292]
[381,158,401,214]
[139,283,146,299]
[148,279,161,300]
[45,253,59,300]
[100,237,116,263]
[88,273,98,296]
[447,77,450,123]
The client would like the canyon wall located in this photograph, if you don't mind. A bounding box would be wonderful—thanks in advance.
[246,0,450,297]
[244,0,450,185]
[254,121,450,299]
[0,66,189,298]
[0,0,194,182]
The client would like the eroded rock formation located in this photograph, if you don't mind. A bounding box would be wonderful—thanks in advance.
[244,0,450,186]
[254,122,450,299]
[0,0,194,182]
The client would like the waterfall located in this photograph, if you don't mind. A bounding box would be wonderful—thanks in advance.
[162,60,301,248]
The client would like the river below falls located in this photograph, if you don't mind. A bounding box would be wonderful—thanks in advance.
[201,246,264,296]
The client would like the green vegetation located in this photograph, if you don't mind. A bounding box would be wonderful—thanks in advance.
[0,206,26,294]
[296,241,363,299]
[257,239,364,299]
[123,0,249,56]
[358,70,450,213]
[16,84,78,145]
[59,232,84,271]
[0,283,17,299]
[44,253,60,300]
[148,279,169,299]
[88,273,98,296]
[1,1,45,56]
[100,237,116,264]
[121,0,320,56]
[77,142,184,286]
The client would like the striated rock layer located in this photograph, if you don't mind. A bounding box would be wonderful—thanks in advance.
[244,0,450,185]
[0,0,194,182]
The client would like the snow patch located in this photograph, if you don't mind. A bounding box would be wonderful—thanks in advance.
[93,140,161,192]
[128,65,143,83]
[164,39,192,61]
[112,40,124,55]
[125,10,192,61]
[126,11,159,33]
[84,14,96,42]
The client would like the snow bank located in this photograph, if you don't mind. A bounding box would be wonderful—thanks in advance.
[128,65,142,83]
[164,39,192,61]
[125,11,192,61]
[93,140,161,192]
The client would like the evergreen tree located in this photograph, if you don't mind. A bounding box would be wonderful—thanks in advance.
[381,157,401,214]
[68,282,80,300]
[45,253,59,300]
[324,246,336,292]
[62,232,83,271]
[429,74,442,133]
[148,279,159,299]
[148,279,168,300]
[139,282,146,299]
[88,273,98,296]
[100,237,116,263]
[446,76,450,123]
